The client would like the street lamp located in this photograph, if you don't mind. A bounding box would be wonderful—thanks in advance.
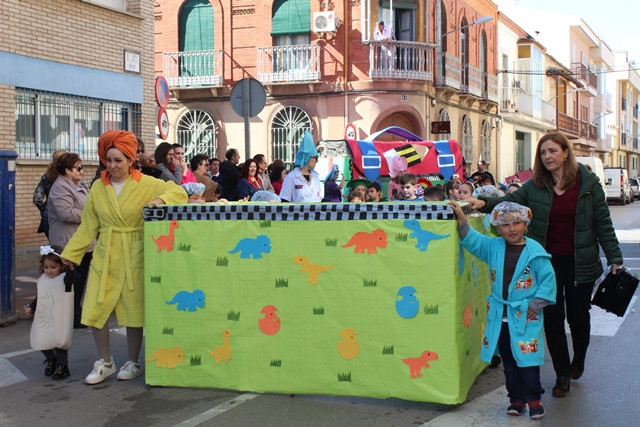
[441,15,493,41]
[547,87,587,102]
[437,15,493,85]
[591,111,614,125]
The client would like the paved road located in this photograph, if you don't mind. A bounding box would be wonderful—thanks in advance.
[1,204,639,426]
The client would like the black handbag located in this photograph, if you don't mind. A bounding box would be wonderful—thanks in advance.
[591,269,639,317]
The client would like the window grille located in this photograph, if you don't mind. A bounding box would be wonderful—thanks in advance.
[176,109,217,161]
[270,106,312,169]
[15,88,141,161]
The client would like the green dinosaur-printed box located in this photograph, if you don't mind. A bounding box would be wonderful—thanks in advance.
[144,203,490,404]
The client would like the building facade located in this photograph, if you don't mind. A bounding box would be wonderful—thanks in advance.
[611,51,640,175]
[154,0,499,175]
[496,12,555,182]
[0,0,155,253]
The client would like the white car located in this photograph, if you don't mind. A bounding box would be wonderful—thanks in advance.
[630,177,639,200]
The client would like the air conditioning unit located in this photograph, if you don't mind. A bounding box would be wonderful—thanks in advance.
[313,11,339,33]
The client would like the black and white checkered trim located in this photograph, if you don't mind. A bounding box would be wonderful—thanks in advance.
[143,203,457,222]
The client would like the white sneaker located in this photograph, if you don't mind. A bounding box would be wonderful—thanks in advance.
[85,358,116,385]
[117,360,142,380]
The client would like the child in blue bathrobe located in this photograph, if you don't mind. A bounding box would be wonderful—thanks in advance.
[449,201,556,420]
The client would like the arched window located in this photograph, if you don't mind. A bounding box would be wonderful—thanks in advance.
[460,17,469,92]
[176,109,216,160]
[270,106,312,169]
[437,1,447,83]
[481,120,492,164]
[461,115,473,163]
[437,108,451,140]
[178,0,214,81]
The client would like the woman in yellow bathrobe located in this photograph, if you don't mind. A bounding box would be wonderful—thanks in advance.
[62,130,187,385]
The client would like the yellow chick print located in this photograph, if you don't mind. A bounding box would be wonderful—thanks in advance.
[337,328,361,360]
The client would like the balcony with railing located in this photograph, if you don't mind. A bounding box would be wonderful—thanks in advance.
[435,52,461,90]
[459,64,482,97]
[368,41,434,81]
[579,121,598,141]
[572,62,597,90]
[483,73,499,103]
[500,87,555,123]
[257,44,321,84]
[558,112,580,136]
[163,50,224,87]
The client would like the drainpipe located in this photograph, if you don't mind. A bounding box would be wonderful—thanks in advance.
[343,0,349,129]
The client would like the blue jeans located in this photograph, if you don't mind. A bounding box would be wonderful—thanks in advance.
[498,322,544,403]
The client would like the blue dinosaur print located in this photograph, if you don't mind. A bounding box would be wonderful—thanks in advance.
[166,289,205,312]
[228,235,271,259]
[403,220,450,252]
[395,286,419,319]
[458,244,465,275]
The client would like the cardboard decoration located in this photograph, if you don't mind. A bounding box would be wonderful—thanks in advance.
[30,274,74,350]
[344,126,465,182]
[143,203,491,404]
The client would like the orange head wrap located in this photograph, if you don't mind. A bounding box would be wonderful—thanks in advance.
[98,130,142,185]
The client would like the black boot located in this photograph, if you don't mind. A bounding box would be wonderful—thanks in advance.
[52,364,70,380]
[43,358,56,376]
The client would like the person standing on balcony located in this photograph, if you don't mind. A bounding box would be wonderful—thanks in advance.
[374,21,392,70]
[374,21,390,41]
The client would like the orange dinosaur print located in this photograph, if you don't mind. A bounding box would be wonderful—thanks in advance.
[514,276,533,291]
[402,350,439,378]
[207,329,233,363]
[146,346,185,368]
[152,220,179,252]
[293,255,334,285]
[462,303,472,328]
[341,229,388,254]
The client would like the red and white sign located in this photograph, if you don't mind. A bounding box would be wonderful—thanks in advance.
[155,76,170,108]
[344,123,356,141]
[158,108,169,140]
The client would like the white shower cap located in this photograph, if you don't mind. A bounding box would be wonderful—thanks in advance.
[489,201,532,226]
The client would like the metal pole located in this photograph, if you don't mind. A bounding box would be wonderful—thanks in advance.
[243,79,251,159]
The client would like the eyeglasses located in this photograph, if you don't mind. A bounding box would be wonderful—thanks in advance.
[74,165,83,171]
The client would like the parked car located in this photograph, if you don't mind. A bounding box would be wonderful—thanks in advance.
[631,177,640,200]
[604,167,632,205]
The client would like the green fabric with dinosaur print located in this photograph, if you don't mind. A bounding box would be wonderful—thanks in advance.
[144,206,490,404]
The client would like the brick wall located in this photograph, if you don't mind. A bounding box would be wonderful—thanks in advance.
[1,0,155,248]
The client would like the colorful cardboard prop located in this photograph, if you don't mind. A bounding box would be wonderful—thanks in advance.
[344,126,465,182]
[143,203,490,404]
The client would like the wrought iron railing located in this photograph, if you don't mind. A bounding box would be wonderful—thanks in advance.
[163,50,224,87]
[483,73,499,103]
[435,52,461,90]
[257,44,320,83]
[368,40,434,81]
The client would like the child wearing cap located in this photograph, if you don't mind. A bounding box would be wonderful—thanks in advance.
[448,201,556,420]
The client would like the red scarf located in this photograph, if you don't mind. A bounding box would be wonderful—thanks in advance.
[249,176,263,191]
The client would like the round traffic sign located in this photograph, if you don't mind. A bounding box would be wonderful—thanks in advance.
[158,108,169,140]
[230,78,266,118]
[155,76,170,108]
